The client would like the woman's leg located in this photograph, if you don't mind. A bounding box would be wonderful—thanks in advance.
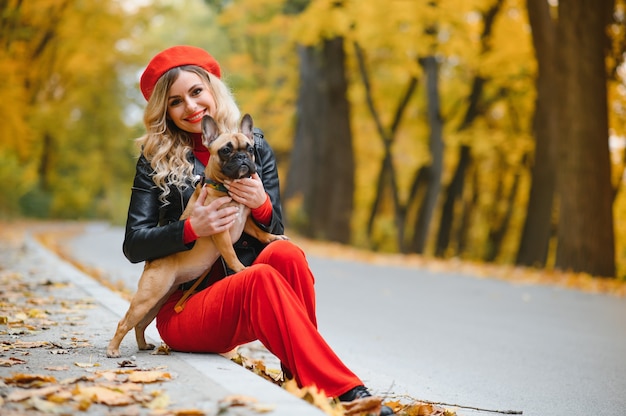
[156,264,362,397]
[253,240,317,326]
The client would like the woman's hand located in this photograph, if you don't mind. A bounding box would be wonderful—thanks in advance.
[188,186,240,238]
[224,173,266,209]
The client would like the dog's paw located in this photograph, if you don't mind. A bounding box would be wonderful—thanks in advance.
[106,349,122,358]
[138,343,156,351]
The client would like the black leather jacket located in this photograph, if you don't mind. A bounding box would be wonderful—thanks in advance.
[122,128,284,274]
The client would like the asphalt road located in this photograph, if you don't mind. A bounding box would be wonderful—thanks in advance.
[62,222,626,416]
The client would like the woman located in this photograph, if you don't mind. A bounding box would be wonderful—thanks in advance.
[123,45,393,416]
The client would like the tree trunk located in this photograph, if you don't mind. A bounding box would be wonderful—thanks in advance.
[554,0,615,277]
[517,0,558,268]
[457,164,479,256]
[285,38,354,243]
[284,44,320,230]
[486,157,524,262]
[312,37,354,243]
[435,144,471,257]
[411,56,444,253]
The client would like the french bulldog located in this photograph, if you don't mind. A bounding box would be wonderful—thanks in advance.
[106,113,287,358]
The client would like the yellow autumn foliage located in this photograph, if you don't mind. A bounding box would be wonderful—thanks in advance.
[1,0,625,276]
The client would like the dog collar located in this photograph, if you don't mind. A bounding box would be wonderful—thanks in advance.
[204,177,229,193]
[192,174,229,193]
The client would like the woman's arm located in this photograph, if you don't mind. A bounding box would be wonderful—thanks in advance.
[122,155,191,263]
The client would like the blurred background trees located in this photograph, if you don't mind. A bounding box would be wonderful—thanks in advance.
[1,0,625,279]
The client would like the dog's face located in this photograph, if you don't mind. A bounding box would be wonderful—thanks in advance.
[201,114,256,180]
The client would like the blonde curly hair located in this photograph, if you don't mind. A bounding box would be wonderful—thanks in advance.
[137,66,241,205]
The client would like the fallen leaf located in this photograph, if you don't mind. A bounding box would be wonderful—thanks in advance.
[250,403,277,413]
[6,385,62,402]
[220,395,258,407]
[98,371,124,382]
[172,409,207,416]
[76,396,93,411]
[117,360,137,368]
[13,340,50,349]
[283,380,343,416]
[65,315,85,322]
[70,341,92,348]
[47,390,73,404]
[4,373,57,386]
[74,385,135,406]
[29,396,66,413]
[74,362,100,368]
[0,357,27,366]
[44,365,69,371]
[151,343,171,355]
[102,382,143,394]
[404,403,450,416]
[341,396,382,416]
[127,370,171,383]
[14,312,28,321]
[146,391,170,410]
[27,308,48,318]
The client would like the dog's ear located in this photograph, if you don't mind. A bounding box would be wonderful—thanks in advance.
[201,115,220,148]
[240,114,253,140]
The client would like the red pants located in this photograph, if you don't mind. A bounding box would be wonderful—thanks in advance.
[156,240,363,398]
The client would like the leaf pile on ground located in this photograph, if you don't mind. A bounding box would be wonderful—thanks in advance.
[230,350,457,416]
[0,231,267,416]
[0,273,160,414]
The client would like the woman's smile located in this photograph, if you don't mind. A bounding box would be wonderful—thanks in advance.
[185,109,206,124]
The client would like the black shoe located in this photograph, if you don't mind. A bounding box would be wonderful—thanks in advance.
[338,386,394,415]
[338,385,372,402]
[280,363,293,381]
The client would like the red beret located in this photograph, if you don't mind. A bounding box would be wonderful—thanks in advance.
[140,45,221,101]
